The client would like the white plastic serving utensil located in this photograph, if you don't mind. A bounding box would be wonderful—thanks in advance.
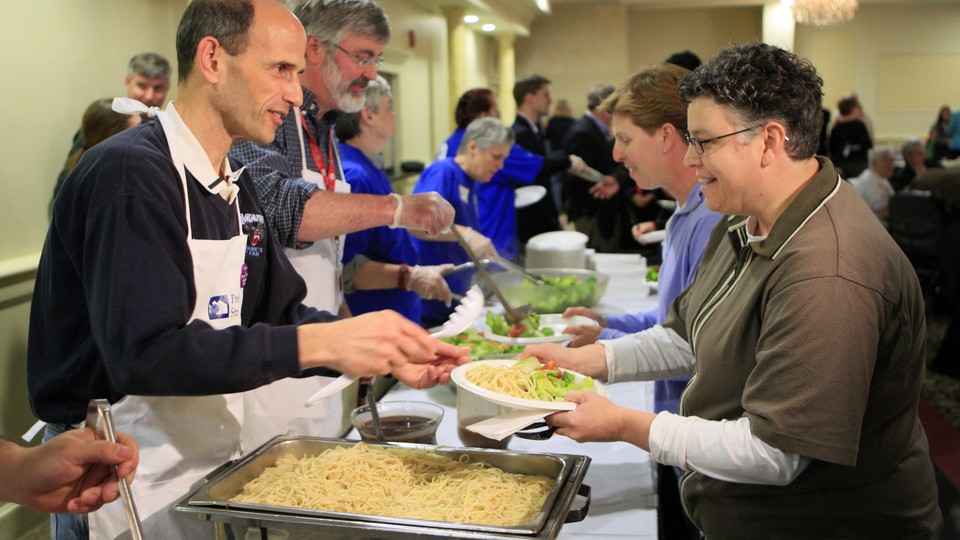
[303,284,485,407]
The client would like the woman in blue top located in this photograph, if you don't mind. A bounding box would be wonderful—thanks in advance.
[559,64,721,540]
[415,117,513,327]
[439,89,580,261]
[563,65,721,417]
[337,77,453,323]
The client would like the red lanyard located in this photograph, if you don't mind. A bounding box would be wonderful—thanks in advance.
[299,112,338,191]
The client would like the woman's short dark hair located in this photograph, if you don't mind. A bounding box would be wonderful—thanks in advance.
[678,42,823,160]
[454,88,497,129]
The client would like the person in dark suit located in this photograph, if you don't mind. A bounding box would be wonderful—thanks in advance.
[512,74,582,243]
[562,83,633,251]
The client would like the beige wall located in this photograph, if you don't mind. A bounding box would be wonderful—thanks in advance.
[795,3,960,143]
[515,3,630,117]
[517,3,960,148]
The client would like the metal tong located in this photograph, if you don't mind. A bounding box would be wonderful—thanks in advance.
[494,257,547,286]
[86,399,143,540]
[450,226,532,325]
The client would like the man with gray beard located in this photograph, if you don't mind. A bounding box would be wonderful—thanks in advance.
[229,0,458,448]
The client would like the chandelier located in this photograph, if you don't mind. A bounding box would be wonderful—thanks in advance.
[786,0,859,26]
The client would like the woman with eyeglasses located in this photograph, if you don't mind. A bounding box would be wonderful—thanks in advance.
[522,42,941,539]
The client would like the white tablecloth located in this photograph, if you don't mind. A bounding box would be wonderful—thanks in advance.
[367,253,661,539]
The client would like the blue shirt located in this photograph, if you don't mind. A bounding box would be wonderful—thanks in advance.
[338,143,422,322]
[412,158,480,324]
[441,130,542,261]
[601,183,721,414]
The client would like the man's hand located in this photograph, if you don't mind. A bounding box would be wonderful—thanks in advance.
[408,264,454,306]
[589,177,620,200]
[398,193,455,236]
[1,430,139,514]
[632,222,657,244]
[561,307,607,348]
[458,226,498,259]
[298,311,470,379]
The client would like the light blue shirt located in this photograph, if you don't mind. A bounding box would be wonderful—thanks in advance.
[599,183,721,413]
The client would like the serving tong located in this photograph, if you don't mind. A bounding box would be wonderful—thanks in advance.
[449,226,532,325]
[86,399,144,540]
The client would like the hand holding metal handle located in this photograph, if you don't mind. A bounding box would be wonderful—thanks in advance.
[87,399,144,540]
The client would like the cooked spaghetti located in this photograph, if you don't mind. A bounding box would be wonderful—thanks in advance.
[466,363,539,400]
[230,443,553,526]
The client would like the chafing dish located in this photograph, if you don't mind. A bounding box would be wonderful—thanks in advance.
[176,435,591,539]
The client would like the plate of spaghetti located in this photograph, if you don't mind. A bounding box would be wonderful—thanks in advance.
[451,358,607,411]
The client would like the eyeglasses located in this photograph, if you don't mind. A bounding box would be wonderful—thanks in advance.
[334,44,384,70]
[685,124,763,154]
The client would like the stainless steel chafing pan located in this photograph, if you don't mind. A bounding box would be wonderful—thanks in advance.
[176,435,591,539]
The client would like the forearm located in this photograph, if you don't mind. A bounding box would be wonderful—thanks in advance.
[649,413,810,485]
[0,440,27,504]
[298,191,397,241]
[350,259,405,291]
[601,325,694,383]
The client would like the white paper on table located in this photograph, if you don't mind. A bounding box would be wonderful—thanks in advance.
[465,409,549,441]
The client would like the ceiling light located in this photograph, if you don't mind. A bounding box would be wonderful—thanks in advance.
[463,15,479,24]
[788,0,858,26]
[481,24,496,32]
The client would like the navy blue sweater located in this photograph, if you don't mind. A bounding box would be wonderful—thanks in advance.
[30,120,338,425]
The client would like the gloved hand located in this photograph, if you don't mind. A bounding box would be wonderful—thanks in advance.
[408,264,454,306]
[458,226,499,260]
[396,193,455,236]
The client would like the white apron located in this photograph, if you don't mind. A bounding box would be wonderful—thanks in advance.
[90,101,247,539]
[240,107,349,450]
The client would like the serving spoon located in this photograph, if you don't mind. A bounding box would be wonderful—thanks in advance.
[303,284,485,407]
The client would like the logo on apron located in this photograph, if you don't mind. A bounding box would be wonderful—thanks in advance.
[208,295,231,319]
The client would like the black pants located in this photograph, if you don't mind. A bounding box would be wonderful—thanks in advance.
[657,464,701,540]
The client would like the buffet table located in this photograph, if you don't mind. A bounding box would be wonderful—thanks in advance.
[378,253,659,539]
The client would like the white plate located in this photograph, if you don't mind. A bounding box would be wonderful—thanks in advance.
[514,185,547,208]
[484,314,597,346]
[639,229,667,244]
[450,359,608,411]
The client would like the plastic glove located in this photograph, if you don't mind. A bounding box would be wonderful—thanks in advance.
[408,264,454,306]
[458,226,499,259]
[397,193,455,236]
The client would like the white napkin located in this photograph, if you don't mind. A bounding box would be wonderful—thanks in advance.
[465,409,550,441]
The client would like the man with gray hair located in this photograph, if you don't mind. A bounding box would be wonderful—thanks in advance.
[124,52,171,110]
[229,0,457,447]
[851,146,896,223]
[336,76,453,322]
[55,52,172,205]
[891,138,941,191]
[413,117,513,326]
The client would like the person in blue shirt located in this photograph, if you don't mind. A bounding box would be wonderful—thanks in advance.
[564,63,721,412]
[438,88,583,261]
[415,117,513,326]
[560,64,721,540]
[336,76,453,322]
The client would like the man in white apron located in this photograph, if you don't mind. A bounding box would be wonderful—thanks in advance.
[28,2,468,539]
[231,0,463,449]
